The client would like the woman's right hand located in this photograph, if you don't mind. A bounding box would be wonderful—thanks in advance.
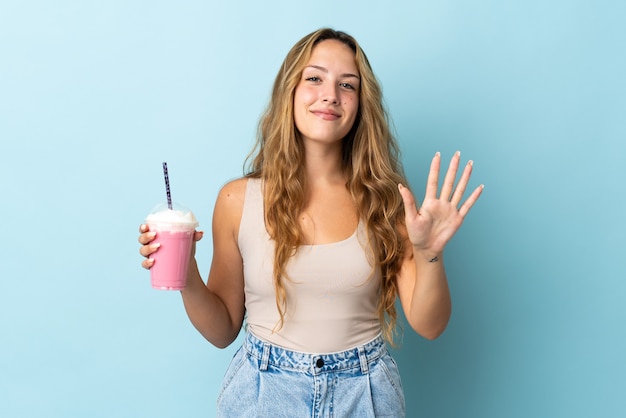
[138,224,204,270]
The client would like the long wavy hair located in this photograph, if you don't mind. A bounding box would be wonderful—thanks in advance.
[245,28,408,344]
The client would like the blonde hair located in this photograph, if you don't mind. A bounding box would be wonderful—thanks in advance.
[245,28,407,344]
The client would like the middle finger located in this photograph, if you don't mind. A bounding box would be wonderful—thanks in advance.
[139,242,160,258]
[439,151,461,201]
[138,230,157,245]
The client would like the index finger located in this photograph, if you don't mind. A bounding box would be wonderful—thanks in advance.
[425,152,441,200]
[138,228,156,245]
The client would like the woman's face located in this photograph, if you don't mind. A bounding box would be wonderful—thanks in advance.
[293,39,360,148]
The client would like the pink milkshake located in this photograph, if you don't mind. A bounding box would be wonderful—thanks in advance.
[145,203,199,290]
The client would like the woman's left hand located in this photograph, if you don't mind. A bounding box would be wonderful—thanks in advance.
[398,151,483,260]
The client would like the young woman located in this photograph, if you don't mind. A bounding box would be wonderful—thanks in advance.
[138,28,483,417]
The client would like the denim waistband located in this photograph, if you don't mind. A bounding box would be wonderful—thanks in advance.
[243,331,387,375]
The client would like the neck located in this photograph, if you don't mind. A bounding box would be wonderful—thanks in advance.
[303,141,345,185]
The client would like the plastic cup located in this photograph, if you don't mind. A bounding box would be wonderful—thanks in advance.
[145,202,199,290]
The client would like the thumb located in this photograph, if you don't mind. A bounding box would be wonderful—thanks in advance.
[398,183,419,219]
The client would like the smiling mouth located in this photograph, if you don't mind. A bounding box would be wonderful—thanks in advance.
[311,110,341,120]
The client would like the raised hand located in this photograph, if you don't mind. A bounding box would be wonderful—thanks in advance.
[398,151,483,259]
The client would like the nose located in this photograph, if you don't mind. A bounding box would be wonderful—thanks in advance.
[321,84,339,104]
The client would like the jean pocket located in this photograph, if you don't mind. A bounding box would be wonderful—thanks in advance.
[216,346,247,405]
[379,353,405,397]
[370,352,406,416]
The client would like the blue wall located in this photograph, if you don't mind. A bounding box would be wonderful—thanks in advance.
[1,1,624,417]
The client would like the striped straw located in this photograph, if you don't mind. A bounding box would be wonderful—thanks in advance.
[162,162,172,210]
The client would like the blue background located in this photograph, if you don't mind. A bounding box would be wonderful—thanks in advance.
[1,1,624,417]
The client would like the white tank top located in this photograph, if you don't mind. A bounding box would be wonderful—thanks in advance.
[238,178,382,353]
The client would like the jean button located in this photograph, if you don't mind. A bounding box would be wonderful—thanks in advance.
[316,358,324,368]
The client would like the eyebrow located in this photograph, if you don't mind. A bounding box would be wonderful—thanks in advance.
[305,65,360,80]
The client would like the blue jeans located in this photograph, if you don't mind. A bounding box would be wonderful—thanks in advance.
[217,332,406,417]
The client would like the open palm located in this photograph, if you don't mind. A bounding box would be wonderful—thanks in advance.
[399,152,483,256]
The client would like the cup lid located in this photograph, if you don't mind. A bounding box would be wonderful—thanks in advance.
[145,202,199,228]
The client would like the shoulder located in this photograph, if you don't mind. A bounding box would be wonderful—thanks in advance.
[212,177,249,239]
[214,177,249,215]
[218,177,249,201]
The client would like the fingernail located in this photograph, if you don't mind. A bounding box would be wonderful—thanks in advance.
[150,243,161,250]
[468,160,474,166]
[456,150,461,157]
[435,151,440,157]
[148,231,157,238]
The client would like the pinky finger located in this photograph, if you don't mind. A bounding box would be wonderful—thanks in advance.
[458,184,484,218]
[142,258,155,270]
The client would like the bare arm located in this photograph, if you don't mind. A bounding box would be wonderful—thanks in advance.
[397,152,483,340]
[180,179,247,348]
[140,178,247,348]
[396,239,452,340]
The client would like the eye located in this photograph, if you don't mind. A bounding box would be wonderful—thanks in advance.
[305,76,321,82]
[340,82,355,90]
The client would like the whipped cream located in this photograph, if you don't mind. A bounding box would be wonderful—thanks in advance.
[145,207,198,231]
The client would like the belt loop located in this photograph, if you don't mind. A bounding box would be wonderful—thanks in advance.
[357,345,369,374]
[259,341,270,371]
